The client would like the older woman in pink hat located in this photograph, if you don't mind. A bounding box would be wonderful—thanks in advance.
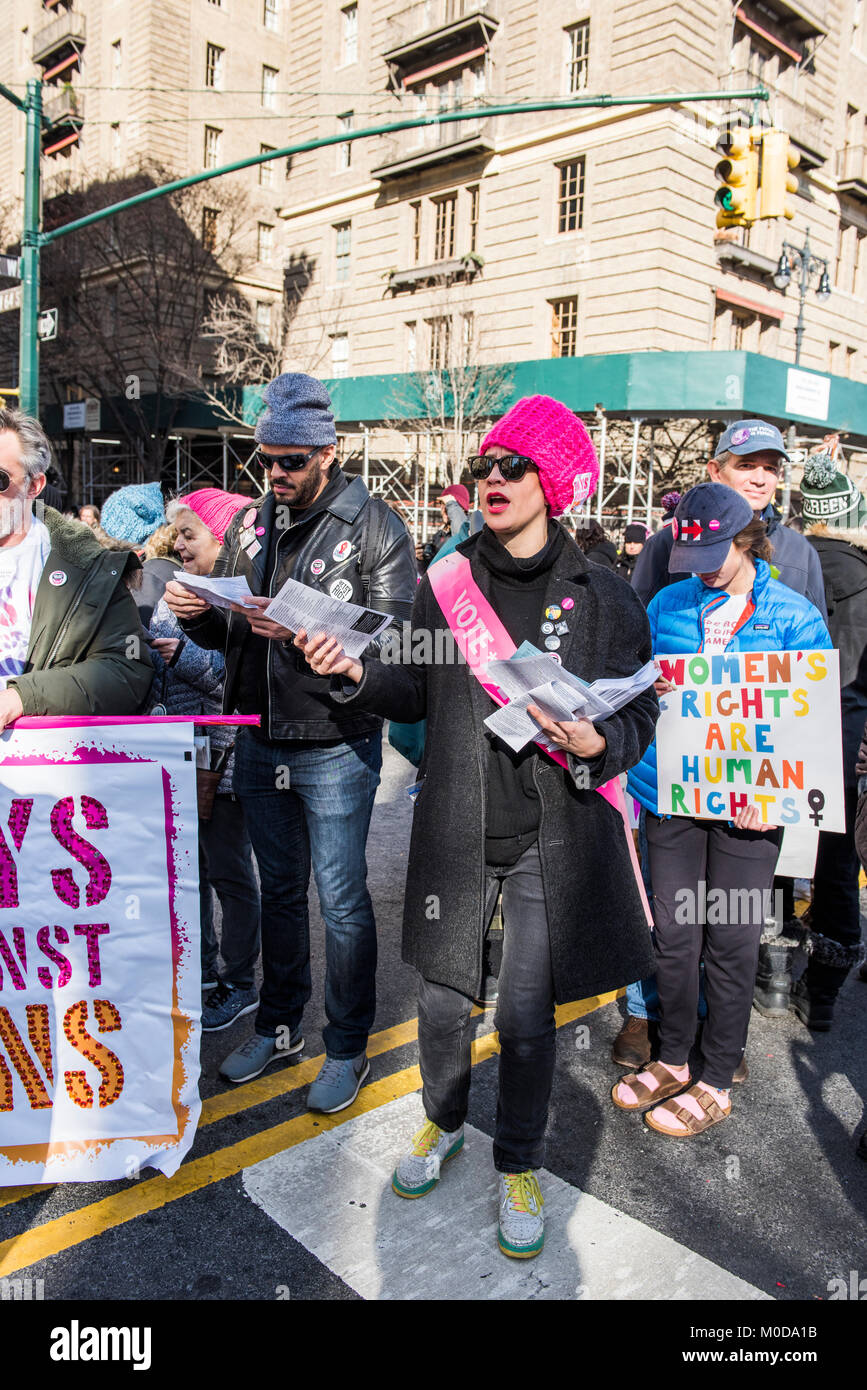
[150,489,263,1033]
[295,395,659,1258]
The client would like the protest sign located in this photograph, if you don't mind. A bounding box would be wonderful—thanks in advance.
[656,649,844,831]
[0,719,201,1184]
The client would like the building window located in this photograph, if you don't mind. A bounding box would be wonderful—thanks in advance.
[411,201,422,263]
[259,145,275,186]
[468,184,479,254]
[264,0,279,31]
[732,311,750,350]
[111,39,122,85]
[255,301,273,342]
[461,312,474,365]
[207,0,222,6]
[551,297,578,357]
[341,4,358,65]
[835,221,865,296]
[257,222,274,264]
[204,126,222,169]
[406,321,417,372]
[262,65,278,109]
[565,20,590,94]
[557,159,585,233]
[331,333,349,377]
[335,221,351,282]
[338,112,354,170]
[205,43,224,90]
[412,90,428,148]
[847,345,858,377]
[472,59,486,99]
[202,207,219,252]
[434,193,457,261]
[110,123,121,166]
[428,315,451,370]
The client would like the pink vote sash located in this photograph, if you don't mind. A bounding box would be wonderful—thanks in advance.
[427,551,652,924]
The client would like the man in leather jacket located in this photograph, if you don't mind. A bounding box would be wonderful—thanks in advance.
[165,373,416,1111]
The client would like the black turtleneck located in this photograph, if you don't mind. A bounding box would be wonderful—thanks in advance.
[476,521,566,866]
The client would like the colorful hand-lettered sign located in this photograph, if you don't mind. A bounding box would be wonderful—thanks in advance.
[656,650,844,831]
[0,721,201,1183]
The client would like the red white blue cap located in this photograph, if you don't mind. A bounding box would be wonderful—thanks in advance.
[668,483,754,574]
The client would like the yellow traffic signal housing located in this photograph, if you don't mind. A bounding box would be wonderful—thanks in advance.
[714,128,759,228]
[759,129,799,219]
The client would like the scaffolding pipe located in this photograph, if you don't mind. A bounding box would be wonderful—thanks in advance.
[596,414,607,525]
[626,419,641,525]
[362,427,369,491]
[222,436,228,491]
[646,440,654,531]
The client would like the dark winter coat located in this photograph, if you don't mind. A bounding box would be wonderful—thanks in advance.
[8,507,153,715]
[807,523,867,787]
[335,527,659,1002]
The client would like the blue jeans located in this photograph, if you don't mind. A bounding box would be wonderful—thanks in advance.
[233,727,382,1058]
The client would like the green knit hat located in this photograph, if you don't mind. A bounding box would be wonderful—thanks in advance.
[801,451,867,529]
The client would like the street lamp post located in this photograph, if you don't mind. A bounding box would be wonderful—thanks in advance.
[772,226,832,366]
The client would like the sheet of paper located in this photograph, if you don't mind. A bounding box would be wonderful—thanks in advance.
[173,571,257,610]
[263,575,393,660]
[775,825,820,878]
[484,680,581,753]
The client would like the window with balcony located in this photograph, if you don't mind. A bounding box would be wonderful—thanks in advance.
[257,222,274,264]
[434,193,457,260]
[331,333,349,377]
[338,112,354,170]
[551,297,578,357]
[565,20,590,94]
[206,43,224,89]
[259,145,275,186]
[335,222,351,282]
[428,315,452,369]
[264,0,279,31]
[202,207,219,251]
[342,4,358,65]
[204,126,222,168]
[262,65,278,109]
[557,158,585,233]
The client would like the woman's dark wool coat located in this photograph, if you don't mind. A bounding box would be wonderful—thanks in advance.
[339,527,659,1002]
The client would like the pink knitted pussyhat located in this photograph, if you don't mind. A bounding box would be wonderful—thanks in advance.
[179,488,251,544]
[480,396,599,516]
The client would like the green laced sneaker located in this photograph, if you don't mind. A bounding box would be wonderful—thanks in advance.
[392,1119,464,1198]
[497,1171,545,1258]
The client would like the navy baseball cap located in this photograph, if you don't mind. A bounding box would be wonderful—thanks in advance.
[669,483,754,574]
[716,419,789,460]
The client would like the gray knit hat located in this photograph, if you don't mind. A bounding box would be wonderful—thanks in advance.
[254,373,337,447]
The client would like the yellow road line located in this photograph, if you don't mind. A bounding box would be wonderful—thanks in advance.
[0,989,618,1273]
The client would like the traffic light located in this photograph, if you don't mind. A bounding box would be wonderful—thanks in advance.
[759,129,799,220]
[714,128,759,228]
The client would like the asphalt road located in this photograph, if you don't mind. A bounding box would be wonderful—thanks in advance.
[1,735,865,1313]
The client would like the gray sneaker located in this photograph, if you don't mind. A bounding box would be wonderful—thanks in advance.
[219,1028,304,1084]
[306,1051,369,1113]
[392,1119,464,1198]
[497,1171,545,1259]
[202,982,259,1033]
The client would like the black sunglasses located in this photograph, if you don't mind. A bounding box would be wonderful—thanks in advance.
[467,454,537,482]
[0,471,10,493]
[255,447,321,472]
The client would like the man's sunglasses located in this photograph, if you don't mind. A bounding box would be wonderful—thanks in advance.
[255,447,321,472]
[467,454,537,482]
[0,471,11,493]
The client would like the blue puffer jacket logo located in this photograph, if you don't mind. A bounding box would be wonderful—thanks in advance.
[627,558,832,814]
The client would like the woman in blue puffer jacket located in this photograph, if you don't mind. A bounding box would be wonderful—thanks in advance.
[615,484,831,1138]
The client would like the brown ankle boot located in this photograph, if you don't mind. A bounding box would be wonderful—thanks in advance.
[611,1015,651,1068]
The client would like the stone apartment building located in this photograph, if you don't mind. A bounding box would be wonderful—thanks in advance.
[0,0,866,513]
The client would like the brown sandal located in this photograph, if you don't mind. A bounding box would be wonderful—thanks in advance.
[644,1083,731,1137]
[611,1061,691,1113]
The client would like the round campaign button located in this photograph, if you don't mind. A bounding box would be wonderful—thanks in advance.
[550,653,562,665]
[544,635,561,651]
[310,559,325,576]
[255,526,265,536]
[330,578,354,602]
[333,540,353,563]
[49,570,67,586]
[561,597,574,611]
[243,508,256,528]
[541,622,554,635]
[555,621,569,636]
[545,605,562,621]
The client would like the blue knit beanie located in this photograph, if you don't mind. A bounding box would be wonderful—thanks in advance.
[254,373,337,447]
[100,482,165,544]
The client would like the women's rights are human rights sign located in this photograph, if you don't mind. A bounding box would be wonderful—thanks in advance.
[656,650,845,831]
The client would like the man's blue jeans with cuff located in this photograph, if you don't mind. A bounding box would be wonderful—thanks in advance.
[233,726,382,1059]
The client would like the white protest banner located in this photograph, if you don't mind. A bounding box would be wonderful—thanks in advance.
[0,718,202,1184]
[656,649,844,832]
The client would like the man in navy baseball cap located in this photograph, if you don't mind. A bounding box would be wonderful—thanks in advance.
[668,483,753,574]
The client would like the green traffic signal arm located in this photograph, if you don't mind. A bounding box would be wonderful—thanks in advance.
[39,89,769,246]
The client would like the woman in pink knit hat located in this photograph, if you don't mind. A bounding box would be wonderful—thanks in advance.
[151,489,263,1033]
[296,394,659,1259]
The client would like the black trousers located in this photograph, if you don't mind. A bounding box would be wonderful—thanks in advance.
[646,813,780,1088]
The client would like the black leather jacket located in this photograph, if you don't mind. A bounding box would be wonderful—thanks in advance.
[179,466,417,742]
